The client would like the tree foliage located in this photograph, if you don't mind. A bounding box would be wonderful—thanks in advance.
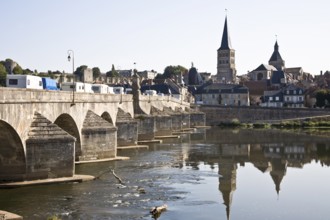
[160,65,187,79]
[74,65,88,77]
[92,67,101,79]
[23,68,33,75]
[315,89,330,107]
[106,64,119,77]
[13,65,23,74]
[0,63,7,86]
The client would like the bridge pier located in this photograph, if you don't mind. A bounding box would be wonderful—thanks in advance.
[163,107,191,131]
[79,110,117,161]
[136,114,156,141]
[116,109,138,146]
[26,112,75,180]
[151,107,172,136]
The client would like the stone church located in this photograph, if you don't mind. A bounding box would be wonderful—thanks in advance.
[217,16,237,84]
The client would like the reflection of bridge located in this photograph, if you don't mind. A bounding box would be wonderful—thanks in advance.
[0,87,204,182]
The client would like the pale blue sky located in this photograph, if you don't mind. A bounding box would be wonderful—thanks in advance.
[1,0,329,75]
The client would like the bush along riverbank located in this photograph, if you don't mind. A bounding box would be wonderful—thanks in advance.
[218,118,330,129]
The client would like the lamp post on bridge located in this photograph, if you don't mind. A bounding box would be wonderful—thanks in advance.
[67,50,75,106]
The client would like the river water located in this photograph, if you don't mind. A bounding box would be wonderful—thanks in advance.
[1,127,330,220]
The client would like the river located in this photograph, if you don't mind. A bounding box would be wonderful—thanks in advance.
[1,127,330,220]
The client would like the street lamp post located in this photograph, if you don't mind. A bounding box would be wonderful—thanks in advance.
[67,50,75,106]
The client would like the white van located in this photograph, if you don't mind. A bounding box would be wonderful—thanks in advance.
[113,87,124,94]
[83,83,94,93]
[144,90,157,96]
[61,82,86,92]
[125,88,133,94]
[6,75,43,90]
[107,86,115,94]
[91,84,109,94]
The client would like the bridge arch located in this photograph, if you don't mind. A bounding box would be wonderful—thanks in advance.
[0,120,26,182]
[101,112,114,125]
[116,108,133,122]
[54,114,81,160]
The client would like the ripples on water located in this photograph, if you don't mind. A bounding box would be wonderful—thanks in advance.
[0,128,330,220]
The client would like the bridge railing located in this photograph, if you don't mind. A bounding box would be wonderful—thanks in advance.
[0,88,132,103]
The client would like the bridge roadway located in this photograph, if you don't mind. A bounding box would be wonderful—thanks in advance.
[0,88,192,182]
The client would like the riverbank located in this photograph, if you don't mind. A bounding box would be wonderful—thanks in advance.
[218,118,330,129]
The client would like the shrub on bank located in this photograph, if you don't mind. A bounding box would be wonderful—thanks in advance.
[253,123,271,128]
[217,119,330,129]
[218,118,241,127]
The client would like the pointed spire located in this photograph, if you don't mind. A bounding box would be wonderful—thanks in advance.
[274,40,279,52]
[219,16,232,50]
[269,40,283,62]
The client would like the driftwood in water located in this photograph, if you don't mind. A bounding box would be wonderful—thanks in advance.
[94,168,125,185]
[110,169,125,185]
[94,167,112,180]
[150,204,167,219]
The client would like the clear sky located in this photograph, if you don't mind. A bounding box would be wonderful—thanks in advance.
[1,0,329,75]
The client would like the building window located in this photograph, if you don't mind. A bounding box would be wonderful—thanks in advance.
[275,96,279,101]
[286,97,290,101]
[299,90,302,94]
[294,90,296,94]
[269,97,273,101]
[27,79,30,85]
[286,90,289,94]
[299,96,303,101]
[212,94,215,99]
[8,79,18,85]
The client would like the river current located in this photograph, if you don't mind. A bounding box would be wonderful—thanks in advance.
[1,127,330,220]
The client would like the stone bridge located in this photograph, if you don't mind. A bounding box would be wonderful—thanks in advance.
[0,87,197,182]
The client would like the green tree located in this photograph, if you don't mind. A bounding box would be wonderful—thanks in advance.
[106,64,119,77]
[0,63,7,86]
[162,65,187,79]
[13,65,23,74]
[23,68,33,75]
[74,65,88,78]
[315,89,330,107]
[92,67,101,79]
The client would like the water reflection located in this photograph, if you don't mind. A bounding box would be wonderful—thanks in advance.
[1,128,330,220]
[182,128,330,220]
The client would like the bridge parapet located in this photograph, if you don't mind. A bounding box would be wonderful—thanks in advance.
[0,88,132,104]
[138,94,190,115]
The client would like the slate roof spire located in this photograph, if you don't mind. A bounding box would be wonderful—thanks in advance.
[269,40,283,62]
[219,16,232,50]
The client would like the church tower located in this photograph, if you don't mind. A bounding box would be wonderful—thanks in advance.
[268,40,285,71]
[217,16,236,83]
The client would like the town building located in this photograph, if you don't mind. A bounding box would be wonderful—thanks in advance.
[217,16,236,84]
[194,83,249,106]
[261,84,305,108]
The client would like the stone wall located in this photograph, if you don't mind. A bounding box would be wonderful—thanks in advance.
[200,105,330,125]
[80,111,117,161]
[190,112,206,127]
[117,121,138,146]
[136,115,155,141]
[25,112,75,180]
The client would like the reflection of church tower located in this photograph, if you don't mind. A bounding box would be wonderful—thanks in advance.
[268,40,285,71]
[218,158,237,220]
[270,158,287,196]
[217,16,236,83]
